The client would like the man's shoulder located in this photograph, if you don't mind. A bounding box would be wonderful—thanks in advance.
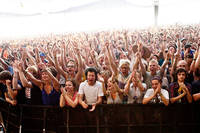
[79,80,88,87]
[161,88,168,93]
[95,81,103,87]
[192,80,200,85]
[146,88,154,93]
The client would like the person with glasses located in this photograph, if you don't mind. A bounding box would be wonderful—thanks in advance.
[53,46,83,86]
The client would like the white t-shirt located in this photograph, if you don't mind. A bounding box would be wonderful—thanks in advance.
[78,80,104,105]
[127,83,147,104]
[144,88,169,103]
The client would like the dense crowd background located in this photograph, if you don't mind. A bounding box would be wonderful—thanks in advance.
[0,24,200,111]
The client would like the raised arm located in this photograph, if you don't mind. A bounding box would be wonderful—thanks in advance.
[138,52,146,77]
[74,46,83,84]
[190,49,198,72]
[53,48,68,80]
[160,52,170,77]
[105,42,118,76]
[195,48,200,70]
[124,71,134,95]
[25,71,43,89]
[171,39,181,75]
[124,31,132,58]
[44,67,60,92]
[24,49,36,66]
[7,79,18,100]
[0,58,9,70]
[34,47,42,64]
[17,62,33,88]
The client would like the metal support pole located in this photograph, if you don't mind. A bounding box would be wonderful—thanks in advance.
[43,109,47,133]
[19,107,23,133]
[154,0,159,26]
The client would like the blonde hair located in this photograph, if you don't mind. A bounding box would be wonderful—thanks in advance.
[119,59,130,68]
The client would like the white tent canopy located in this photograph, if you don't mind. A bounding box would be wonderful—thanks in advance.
[0,0,200,39]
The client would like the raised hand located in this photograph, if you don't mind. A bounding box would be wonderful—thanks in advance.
[6,80,12,87]
[12,60,19,73]
[17,61,24,72]
[38,62,46,70]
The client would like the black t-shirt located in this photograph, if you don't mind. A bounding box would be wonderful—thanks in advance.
[18,81,43,105]
[0,83,7,99]
[28,83,42,105]
[192,80,200,103]
[16,81,26,104]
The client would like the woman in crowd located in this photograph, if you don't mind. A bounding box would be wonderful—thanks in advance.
[105,75,123,104]
[124,70,146,104]
[60,80,78,108]
[26,66,60,105]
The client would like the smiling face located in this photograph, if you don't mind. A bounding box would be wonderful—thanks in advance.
[120,64,130,76]
[151,79,160,90]
[41,71,50,81]
[107,77,116,93]
[149,60,158,74]
[65,81,74,92]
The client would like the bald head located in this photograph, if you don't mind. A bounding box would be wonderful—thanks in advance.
[177,60,188,71]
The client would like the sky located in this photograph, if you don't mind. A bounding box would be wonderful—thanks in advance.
[0,0,200,39]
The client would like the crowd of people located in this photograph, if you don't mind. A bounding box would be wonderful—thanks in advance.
[0,24,200,111]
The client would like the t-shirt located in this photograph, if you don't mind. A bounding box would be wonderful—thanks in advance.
[25,83,42,105]
[78,81,104,105]
[127,83,147,104]
[15,81,26,104]
[144,88,169,104]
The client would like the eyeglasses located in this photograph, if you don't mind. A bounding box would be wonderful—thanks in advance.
[186,55,193,58]
[67,65,75,68]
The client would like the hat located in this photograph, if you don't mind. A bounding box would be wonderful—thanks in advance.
[181,38,187,42]
[132,45,151,59]
[167,44,177,50]
[184,44,191,49]
[40,52,45,57]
